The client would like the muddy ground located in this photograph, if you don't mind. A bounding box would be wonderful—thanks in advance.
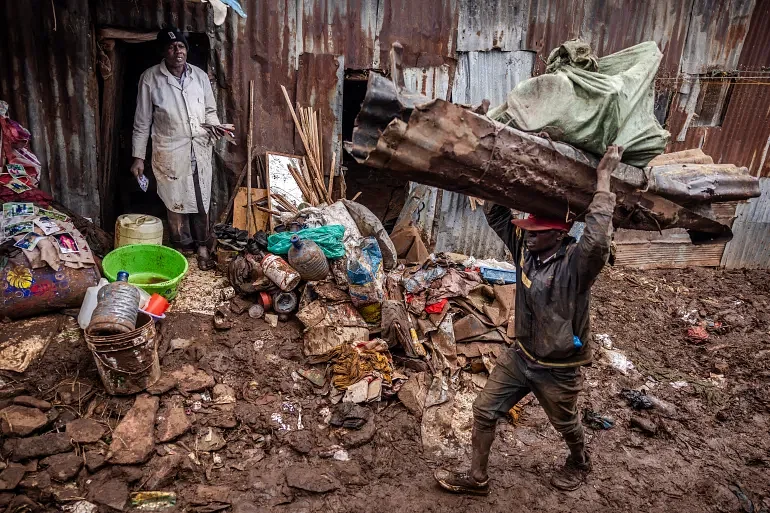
[1,266,769,512]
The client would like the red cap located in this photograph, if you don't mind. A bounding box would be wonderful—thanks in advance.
[511,215,572,232]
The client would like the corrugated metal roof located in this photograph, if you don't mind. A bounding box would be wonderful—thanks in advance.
[433,191,510,259]
[378,0,458,67]
[721,177,770,268]
[453,50,534,106]
[95,0,208,32]
[456,0,529,52]
[737,0,770,69]
[0,0,101,221]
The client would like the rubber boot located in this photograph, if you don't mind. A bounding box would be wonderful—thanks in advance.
[551,442,591,491]
[434,424,495,495]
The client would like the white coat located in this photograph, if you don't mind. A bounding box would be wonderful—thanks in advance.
[132,61,220,214]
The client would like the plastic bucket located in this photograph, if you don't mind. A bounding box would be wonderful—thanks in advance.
[102,244,188,300]
[85,312,161,395]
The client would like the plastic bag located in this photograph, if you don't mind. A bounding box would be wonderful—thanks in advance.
[267,225,346,259]
[487,40,670,167]
[347,237,385,321]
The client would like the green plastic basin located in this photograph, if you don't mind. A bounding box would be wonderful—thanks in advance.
[102,244,189,300]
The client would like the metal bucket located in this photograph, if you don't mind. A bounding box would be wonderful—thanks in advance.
[85,313,160,395]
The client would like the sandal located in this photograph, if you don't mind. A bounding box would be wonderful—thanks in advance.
[434,469,490,496]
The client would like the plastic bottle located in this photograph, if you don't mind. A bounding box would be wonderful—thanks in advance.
[78,278,109,330]
[87,271,141,335]
[273,291,298,315]
[288,235,329,281]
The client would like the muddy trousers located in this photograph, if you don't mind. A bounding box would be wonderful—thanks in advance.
[473,348,584,448]
[166,161,211,250]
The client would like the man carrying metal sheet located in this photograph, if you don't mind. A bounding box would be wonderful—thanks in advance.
[131,27,219,270]
[435,145,623,494]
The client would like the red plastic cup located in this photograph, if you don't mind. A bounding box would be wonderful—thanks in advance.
[145,293,169,315]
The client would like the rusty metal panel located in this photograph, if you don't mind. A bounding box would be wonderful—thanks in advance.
[721,177,770,268]
[526,0,692,75]
[614,238,728,268]
[667,78,770,178]
[0,0,101,221]
[377,0,459,67]
[681,0,756,74]
[95,0,209,32]
[295,53,344,179]
[297,0,379,70]
[434,191,510,259]
[737,0,770,69]
[403,65,453,100]
[453,50,535,106]
[457,0,529,51]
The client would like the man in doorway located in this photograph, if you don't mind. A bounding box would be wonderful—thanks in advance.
[434,145,623,494]
[131,27,219,270]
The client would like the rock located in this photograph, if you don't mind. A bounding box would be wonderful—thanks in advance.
[232,500,267,513]
[630,415,658,436]
[285,464,340,493]
[286,430,315,455]
[193,485,232,504]
[62,500,98,513]
[0,463,27,490]
[51,408,77,431]
[0,405,48,436]
[4,432,73,461]
[12,396,52,411]
[155,402,191,443]
[170,338,193,351]
[146,374,178,395]
[108,394,159,464]
[40,453,83,482]
[88,478,128,511]
[84,451,106,473]
[196,427,227,452]
[0,493,14,507]
[338,418,376,448]
[397,372,429,418]
[66,418,107,444]
[143,453,183,490]
[114,466,144,484]
[171,365,215,393]
[713,360,729,375]
[213,384,236,404]
[55,381,93,406]
[206,413,238,429]
[18,471,51,493]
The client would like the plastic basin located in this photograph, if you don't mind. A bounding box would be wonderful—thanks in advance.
[102,244,188,300]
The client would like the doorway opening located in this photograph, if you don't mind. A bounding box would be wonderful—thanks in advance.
[341,70,407,232]
[102,33,210,231]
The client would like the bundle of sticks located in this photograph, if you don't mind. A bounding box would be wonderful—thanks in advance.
[280,85,347,207]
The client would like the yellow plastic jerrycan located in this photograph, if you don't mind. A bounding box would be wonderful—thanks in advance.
[115,214,163,248]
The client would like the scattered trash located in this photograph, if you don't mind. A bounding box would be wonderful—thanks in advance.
[264,313,279,328]
[297,368,326,388]
[62,501,98,513]
[261,254,301,292]
[670,381,689,389]
[687,325,710,343]
[603,347,635,375]
[594,333,613,349]
[248,303,265,319]
[582,409,615,430]
[129,492,177,510]
[621,389,653,410]
[630,415,657,436]
[329,402,373,429]
[288,235,330,281]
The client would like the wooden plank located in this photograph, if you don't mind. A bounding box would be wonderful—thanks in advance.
[615,241,727,269]
[233,188,269,233]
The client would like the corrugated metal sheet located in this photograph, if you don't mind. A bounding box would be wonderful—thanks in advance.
[525,0,694,75]
[456,0,529,51]
[0,0,101,221]
[667,78,770,177]
[95,0,208,32]
[721,177,770,268]
[737,0,770,68]
[295,53,344,179]
[453,50,535,106]
[681,0,756,74]
[407,46,535,260]
[403,65,452,100]
[377,0,458,67]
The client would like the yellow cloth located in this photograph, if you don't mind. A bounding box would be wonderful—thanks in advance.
[311,342,392,389]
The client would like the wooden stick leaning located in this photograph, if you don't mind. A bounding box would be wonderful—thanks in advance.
[246,80,254,235]
[328,151,337,202]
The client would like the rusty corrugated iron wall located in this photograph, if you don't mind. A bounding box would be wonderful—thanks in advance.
[0,0,100,221]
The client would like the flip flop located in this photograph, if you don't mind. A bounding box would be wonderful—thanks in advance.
[197,255,217,271]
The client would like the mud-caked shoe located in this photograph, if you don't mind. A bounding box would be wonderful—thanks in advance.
[550,454,591,491]
[434,469,490,496]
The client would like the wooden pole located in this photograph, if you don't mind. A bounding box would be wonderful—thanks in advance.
[246,80,254,235]
[328,151,337,202]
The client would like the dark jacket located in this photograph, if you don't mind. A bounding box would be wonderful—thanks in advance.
[485,191,616,367]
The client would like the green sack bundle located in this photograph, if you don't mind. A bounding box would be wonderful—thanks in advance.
[267,225,346,259]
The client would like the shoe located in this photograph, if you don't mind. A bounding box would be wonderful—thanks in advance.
[550,454,591,491]
[434,469,490,496]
